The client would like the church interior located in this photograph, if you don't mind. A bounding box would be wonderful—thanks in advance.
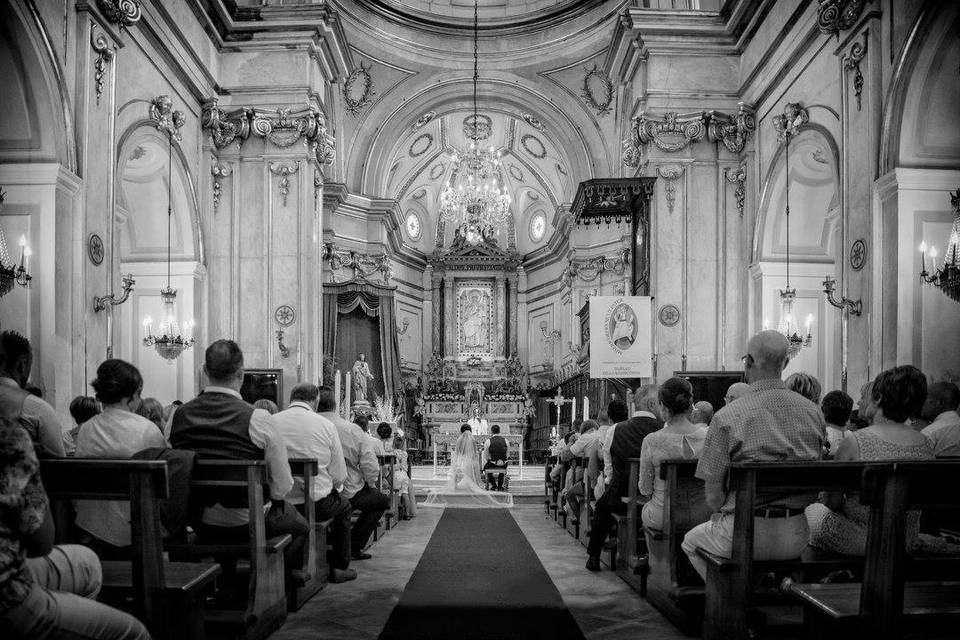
[1,0,959,639]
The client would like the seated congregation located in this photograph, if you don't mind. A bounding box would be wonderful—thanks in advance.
[545,330,960,639]
[0,331,411,640]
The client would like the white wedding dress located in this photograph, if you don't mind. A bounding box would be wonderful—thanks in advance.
[420,432,513,509]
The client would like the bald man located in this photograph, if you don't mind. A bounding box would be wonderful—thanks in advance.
[921,382,960,457]
[681,331,825,580]
[691,401,714,426]
[724,382,752,406]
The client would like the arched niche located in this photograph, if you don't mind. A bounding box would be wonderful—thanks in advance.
[752,125,840,387]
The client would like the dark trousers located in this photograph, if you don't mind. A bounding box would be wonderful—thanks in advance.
[587,490,627,557]
[483,461,506,489]
[348,484,390,552]
[313,492,352,570]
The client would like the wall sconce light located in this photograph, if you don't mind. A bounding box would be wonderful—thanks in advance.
[94,273,135,312]
[274,304,295,359]
[276,328,290,359]
[822,276,862,316]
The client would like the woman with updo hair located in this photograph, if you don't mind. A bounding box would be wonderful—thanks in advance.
[786,372,822,404]
[806,365,933,555]
[75,359,167,554]
[638,377,708,530]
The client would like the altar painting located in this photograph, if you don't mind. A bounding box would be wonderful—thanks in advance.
[456,281,494,357]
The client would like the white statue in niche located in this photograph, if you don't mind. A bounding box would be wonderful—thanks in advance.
[351,354,375,404]
[461,289,489,350]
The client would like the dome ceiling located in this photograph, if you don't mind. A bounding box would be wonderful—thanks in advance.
[386,109,571,256]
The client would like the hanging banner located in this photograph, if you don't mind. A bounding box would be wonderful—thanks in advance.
[589,296,653,379]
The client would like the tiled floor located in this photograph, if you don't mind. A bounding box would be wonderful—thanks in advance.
[273,505,686,639]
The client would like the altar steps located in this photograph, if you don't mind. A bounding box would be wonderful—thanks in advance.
[411,464,547,504]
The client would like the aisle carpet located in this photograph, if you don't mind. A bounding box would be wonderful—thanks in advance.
[378,509,586,640]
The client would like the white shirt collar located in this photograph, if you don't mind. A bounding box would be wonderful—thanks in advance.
[203,385,242,399]
[634,410,657,420]
[288,400,314,411]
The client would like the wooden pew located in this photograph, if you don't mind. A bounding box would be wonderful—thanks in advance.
[614,457,647,590]
[40,459,221,640]
[168,460,291,640]
[696,462,872,640]
[642,459,712,634]
[789,460,960,640]
[287,458,326,611]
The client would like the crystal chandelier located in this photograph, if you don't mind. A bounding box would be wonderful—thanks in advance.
[437,0,511,237]
[918,189,960,303]
[773,104,812,358]
[0,189,32,298]
[142,115,194,362]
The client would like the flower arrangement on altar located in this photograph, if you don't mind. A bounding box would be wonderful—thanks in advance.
[486,393,526,402]
[424,392,461,402]
[372,394,399,423]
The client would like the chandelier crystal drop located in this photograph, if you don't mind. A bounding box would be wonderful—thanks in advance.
[437,0,512,238]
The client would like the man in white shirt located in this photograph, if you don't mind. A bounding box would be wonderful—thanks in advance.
[273,383,356,583]
[318,386,389,560]
[0,331,65,457]
[921,382,960,457]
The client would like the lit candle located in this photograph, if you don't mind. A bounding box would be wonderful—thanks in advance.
[805,314,813,333]
[143,315,153,336]
[919,242,928,272]
[18,235,26,268]
[333,369,341,414]
[22,247,31,272]
[571,398,577,425]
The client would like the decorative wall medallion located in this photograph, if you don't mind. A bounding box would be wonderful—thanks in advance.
[411,188,427,200]
[90,29,114,107]
[635,111,707,152]
[96,0,141,27]
[656,165,685,214]
[816,0,868,38]
[658,304,681,327]
[529,212,547,243]
[463,114,492,141]
[343,61,375,116]
[724,164,747,218]
[149,95,185,141]
[522,113,546,132]
[521,134,547,159]
[409,133,433,158]
[211,162,232,212]
[850,238,867,271]
[88,234,104,266]
[528,190,540,201]
[406,212,422,240]
[413,111,436,130]
[269,161,300,207]
[581,64,614,116]
[429,163,445,180]
[843,36,867,111]
[275,305,296,327]
[556,163,567,176]
[508,164,524,181]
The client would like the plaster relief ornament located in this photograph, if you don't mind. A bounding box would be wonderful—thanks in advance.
[429,163,446,180]
[200,98,251,150]
[522,113,546,132]
[706,103,756,154]
[521,134,547,159]
[817,0,869,39]
[150,95,185,142]
[656,165,685,214]
[211,162,232,213]
[409,133,433,158]
[90,29,114,106]
[343,61,376,116]
[413,111,436,130]
[724,164,747,218]
[463,114,493,141]
[269,161,300,208]
[581,64,614,117]
[635,111,707,153]
[97,0,141,27]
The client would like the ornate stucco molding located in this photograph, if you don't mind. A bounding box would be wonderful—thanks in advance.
[343,62,375,117]
[90,28,114,107]
[816,0,869,39]
[635,111,707,152]
[773,102,809,142]
[269,161,300,208]
[656,165,685,214]
[96,0,141,27]
[842,35,867,111]
[706,103,756,154]
[211,162,232,212]
[581,64,615,117]
[322,243,392,284]
[150,95,184,141]
[201,98,335,166]
[623,105,755,161]
[724,164,747,218]
[561,250,629,287]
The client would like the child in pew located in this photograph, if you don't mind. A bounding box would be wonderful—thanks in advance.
[638,377,707,531]
[821,390,854,458]
[387,434,412,516]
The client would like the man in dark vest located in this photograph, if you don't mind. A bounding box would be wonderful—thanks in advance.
[482,424,509,491]
[170,339,308,577]
[585,389,662,571]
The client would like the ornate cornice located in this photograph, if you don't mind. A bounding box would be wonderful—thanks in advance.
[624,105,755,159]
[817,0,869,39]
[201,98,335,165]
[635,110,707,152]
[561,250,629,287]
[96,0,141,28]
[323,243,392,284]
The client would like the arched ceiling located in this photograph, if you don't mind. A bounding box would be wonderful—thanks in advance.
[352,0,611,30]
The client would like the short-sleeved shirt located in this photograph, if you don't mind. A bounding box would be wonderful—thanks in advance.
[0,424,47,611]
[272,402,346,503]
[639,424,708,511]
[922,411,960,458]
[320,412,379,499]
[696,378,825,512]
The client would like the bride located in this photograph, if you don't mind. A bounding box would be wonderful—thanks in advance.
[421,427,513,508]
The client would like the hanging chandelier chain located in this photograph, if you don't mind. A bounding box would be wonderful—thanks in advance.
[473,0,478,131]
[166,128,173,290]
[785,130,790,290]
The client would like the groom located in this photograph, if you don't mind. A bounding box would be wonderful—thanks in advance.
[482,425,509,491]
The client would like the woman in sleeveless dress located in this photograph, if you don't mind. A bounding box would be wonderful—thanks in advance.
[421,428,513,508]
[806,366,933,556]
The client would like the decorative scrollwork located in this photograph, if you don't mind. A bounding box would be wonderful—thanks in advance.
[322,243,392,284]
[724,164,747,218]
[561,250,629,287]
[522,113,546,132]
[816,0,868,39]
[150,95,185,141]
[843,36,867,111]
[773,102,809,142]
[201,98,251,150]
[343,61,375,116]
[520,134,547,159]
[635,111,707,152]
[707,103,756,154]
[413,111,436,130]
[96,0,141,27]
[463,114,493,141]
[581,64,614,116]
[269,162,300,208]
[90,29,114,107]
[211,162,232,212]
[656,165,685,214]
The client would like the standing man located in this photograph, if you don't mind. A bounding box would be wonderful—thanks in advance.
[272,383,356,583]
[681,331,825,580]
[317,386,389,560]
[0,331,65,457]
[481,424,509,490]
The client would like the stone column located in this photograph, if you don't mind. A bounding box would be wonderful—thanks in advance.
[424,264,436,363]
[444,276,455,357]
[495,275,506,358]
[516,266,529,365]
[507,271,519,355]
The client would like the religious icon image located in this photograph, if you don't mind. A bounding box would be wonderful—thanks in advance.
[459,287,491,352]
[608,303,637,350]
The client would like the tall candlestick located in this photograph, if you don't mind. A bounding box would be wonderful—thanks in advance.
[919,242,928,273]
[22,247,31,272]
[344,372,352,415]
[18,235,26,268]
[583,396,590,422]
[333,369,341,413]
[571,398,577,425]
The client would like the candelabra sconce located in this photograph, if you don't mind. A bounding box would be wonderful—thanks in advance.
[822,276,862,316]
[0,190,33,298]
[276,328,290,359]
[94,274,135,312]
[274,304,296,359]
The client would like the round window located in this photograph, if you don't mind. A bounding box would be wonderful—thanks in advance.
[529,212,546,242]
[405,212,422,240]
